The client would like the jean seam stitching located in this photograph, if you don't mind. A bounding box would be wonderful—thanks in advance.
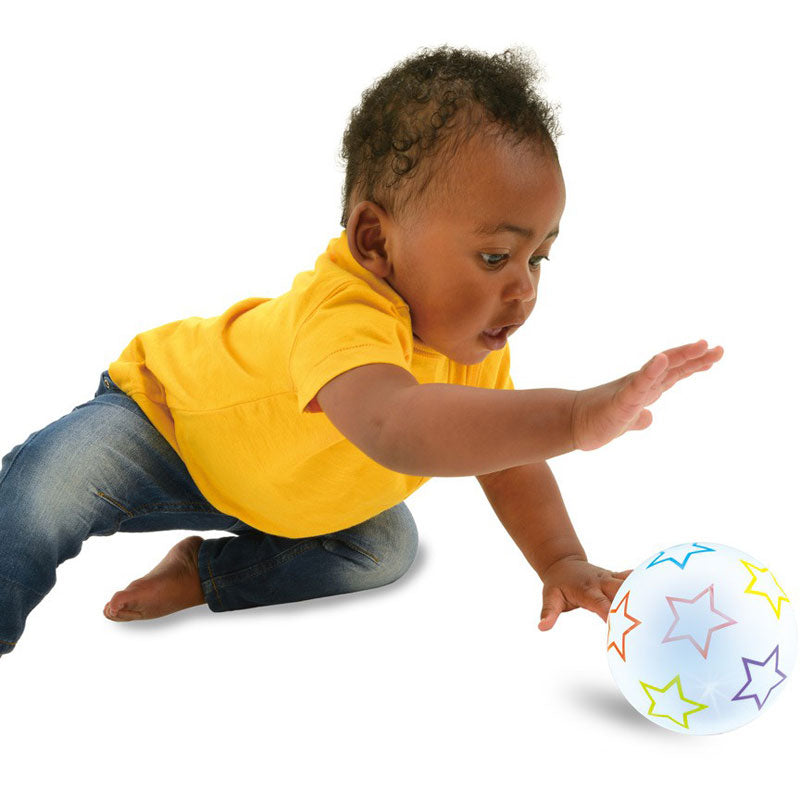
[208,539,319,590]
[94,491,133,517]
[333,538,380,565]
[207,562,224,609]
[128,503,217,515]
[93,491,215,518]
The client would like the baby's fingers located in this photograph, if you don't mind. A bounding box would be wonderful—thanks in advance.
[660,344,724,392]
[658,339,711,368]
[583,589,613,624]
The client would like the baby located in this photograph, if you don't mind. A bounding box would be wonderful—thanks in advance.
[0,45,723,658]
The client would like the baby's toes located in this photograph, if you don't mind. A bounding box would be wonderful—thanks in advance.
[104,592,143,622]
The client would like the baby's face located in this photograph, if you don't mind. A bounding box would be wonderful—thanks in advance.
[359,131,566,365]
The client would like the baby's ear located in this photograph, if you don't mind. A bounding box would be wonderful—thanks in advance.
[347,202,393,279]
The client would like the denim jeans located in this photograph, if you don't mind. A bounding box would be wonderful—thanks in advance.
[0,370,418,657]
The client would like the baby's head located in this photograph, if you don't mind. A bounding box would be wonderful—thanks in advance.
[340,45,567,365]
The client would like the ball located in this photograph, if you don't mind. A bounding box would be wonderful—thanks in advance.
[606,541,796,735]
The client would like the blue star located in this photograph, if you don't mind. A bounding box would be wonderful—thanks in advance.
[646,542,716,570]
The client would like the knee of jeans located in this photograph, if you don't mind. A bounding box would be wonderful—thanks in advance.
[9,461,113,556]
[2,424,126,553]
[374,502,419,583]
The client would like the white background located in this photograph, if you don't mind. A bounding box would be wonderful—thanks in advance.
[1,0,798,797]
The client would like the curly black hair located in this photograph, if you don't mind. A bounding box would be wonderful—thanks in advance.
[338,44,563,229]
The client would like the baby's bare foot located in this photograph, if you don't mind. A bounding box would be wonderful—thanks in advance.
[103,535,205,622]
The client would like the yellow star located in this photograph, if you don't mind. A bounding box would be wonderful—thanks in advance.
[741,560,790,620]
[640,674,708,729]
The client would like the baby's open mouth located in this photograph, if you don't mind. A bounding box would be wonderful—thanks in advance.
[481,325,516,350]
[483,323,519,336]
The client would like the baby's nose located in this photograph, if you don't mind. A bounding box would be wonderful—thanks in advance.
[509,273,536,302]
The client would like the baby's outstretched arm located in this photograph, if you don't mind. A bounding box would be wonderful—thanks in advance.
[318,339,724,478]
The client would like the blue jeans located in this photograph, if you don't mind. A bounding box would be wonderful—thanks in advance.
[0,370,418,657]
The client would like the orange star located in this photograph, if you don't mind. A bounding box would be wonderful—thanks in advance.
[607,590,642,661]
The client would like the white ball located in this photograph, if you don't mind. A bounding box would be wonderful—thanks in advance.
[607,541,796,735]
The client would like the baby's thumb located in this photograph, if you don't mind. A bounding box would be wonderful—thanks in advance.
[628,408,653,432]
[539,597,562,631]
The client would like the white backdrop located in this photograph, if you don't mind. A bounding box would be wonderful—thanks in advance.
[0,1,797,797]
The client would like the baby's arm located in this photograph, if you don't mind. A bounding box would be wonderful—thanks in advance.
[317,367,574,476]
[318,339,723,478]
[478,459,631,631]
[478,459,585,580]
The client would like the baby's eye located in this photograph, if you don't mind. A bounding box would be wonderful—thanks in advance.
[480,253,549,270]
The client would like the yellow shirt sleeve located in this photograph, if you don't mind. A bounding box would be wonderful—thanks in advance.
[290,281,415,414]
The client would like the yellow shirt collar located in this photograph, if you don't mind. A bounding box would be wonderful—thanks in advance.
[326,231,409,309]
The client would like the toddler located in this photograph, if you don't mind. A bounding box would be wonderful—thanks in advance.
[0,45,723,659]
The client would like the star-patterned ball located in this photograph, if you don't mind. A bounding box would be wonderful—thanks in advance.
[606,541,796,735]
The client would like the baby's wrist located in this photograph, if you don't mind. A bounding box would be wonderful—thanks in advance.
[537,551,587,581]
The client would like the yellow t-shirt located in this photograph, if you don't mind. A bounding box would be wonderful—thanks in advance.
[108,231,515,538]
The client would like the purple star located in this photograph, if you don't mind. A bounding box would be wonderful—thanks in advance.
[731,645,787,710]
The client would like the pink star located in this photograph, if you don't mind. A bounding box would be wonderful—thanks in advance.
[662,584,737,658]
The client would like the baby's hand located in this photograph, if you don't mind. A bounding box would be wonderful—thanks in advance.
[571,339,723,452]
[538,556,633,631]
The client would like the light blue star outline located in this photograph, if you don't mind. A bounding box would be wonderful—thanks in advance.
[646,542,716,570]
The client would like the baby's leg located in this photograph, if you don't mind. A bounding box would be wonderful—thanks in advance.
[0,371,239,656]
[105,502,419,621]
[194,502,419,613]
[0,369,419,654]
